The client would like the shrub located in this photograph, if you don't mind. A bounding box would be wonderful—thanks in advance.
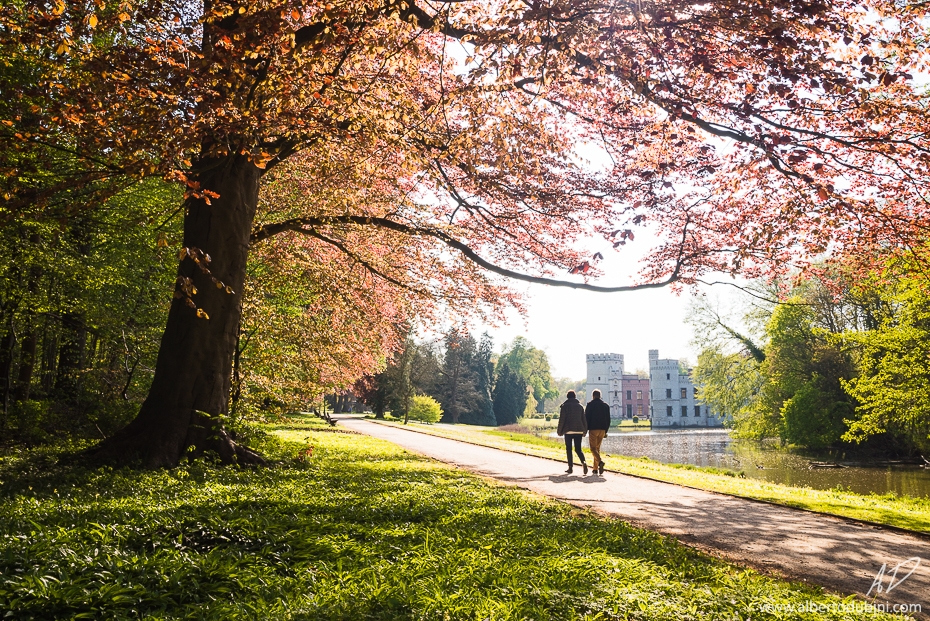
[7,400,54,444]
[408,395,442,423]
[88,401,139,436]
[632,416,639,424]
[545,415,552,421]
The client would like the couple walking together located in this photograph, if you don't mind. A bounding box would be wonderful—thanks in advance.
[556,390,610,475]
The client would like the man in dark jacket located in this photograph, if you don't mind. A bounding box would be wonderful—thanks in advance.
[585,390,611,475]
[557,390,588,475]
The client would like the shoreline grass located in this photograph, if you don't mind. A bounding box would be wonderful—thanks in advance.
[0,414,908,620]
[373,418,930,534]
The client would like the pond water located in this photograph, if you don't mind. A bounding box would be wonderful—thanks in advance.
[594,429,930,498]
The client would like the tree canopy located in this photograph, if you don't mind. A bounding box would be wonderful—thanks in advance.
[689,270,930,452]
[498,337,557,411]
[7,0,930,285]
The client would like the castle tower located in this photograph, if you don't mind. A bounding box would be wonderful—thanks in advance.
[649,350,682,427]
[648,350,721,427]
[586,353,623,414]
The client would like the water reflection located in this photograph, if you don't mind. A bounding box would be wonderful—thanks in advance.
[594,429,930,498]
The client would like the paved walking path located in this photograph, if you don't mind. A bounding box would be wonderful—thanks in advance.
[340,417,929,612]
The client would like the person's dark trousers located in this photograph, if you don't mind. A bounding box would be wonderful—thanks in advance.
[564,434,585,467]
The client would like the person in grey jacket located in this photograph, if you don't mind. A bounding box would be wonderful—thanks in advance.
[557,390,588,474]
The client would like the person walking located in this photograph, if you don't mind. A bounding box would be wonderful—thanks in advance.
[557,390,588,475]
[585,389,611,475]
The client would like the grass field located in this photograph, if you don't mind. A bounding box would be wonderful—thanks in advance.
[374,418,930,534]
[0,414,907,619]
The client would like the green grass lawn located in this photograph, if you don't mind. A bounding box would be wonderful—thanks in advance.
[376,418,930,534]
[0,415,906,620]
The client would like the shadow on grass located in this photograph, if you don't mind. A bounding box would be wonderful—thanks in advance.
[0,430,880,621]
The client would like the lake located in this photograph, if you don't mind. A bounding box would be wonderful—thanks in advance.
[596,428,930,497]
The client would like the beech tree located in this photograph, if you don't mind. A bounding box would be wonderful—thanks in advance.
[4,0,930,465]
[498,337,557,412]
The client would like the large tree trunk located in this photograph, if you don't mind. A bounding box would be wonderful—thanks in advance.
[91,155,265,467]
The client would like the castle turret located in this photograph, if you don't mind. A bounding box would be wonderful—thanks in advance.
[585,353,623,410]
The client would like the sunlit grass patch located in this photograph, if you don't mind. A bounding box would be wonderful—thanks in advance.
[0,424,903,620]
[371,419,930,534]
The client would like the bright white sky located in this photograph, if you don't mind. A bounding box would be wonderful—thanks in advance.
[471,235,742,380]
[478,282,698,380]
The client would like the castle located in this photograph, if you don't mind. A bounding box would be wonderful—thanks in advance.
[647,349,724,428]
[585,353,649,420]
[584,350,724,427]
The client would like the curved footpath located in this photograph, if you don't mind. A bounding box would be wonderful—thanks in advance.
[340,416,929,615]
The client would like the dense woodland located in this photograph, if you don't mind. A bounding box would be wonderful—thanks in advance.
[358,333,558,426]
[692,266,930,456]
[0,180,181,444]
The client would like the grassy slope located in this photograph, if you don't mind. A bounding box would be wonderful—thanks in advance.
[0,416,902,620]
[376,419,930,533]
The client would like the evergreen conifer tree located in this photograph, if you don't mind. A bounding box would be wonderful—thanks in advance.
[492,362,528,426]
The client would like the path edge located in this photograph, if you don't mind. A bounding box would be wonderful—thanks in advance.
[348,416,930,542]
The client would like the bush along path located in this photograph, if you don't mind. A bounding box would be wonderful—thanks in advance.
[0,414,916,620]
[342,416,930,618]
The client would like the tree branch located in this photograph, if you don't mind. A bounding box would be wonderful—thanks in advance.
[251,215,685,292]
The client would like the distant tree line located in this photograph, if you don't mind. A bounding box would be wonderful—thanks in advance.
[690,265,930,456]
[358,333,558,426]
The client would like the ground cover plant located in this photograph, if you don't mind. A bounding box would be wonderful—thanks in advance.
[377,419,930,534]
[0,414,906,620]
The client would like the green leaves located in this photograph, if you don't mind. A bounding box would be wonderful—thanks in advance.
[842,280,930,452]
[0,424,891,620]
[407,394,442,423]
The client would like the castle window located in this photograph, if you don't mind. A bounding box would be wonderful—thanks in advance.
[666,406,673,417]
[637,404,643,416]
[626,390,632,400]
[681,388,687,399]
[666,373,670,380]
[681,406,688,417]
[694,387,698,397]
[695,406,701,417]
[636,390,642,399]
[665,389,672,399]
